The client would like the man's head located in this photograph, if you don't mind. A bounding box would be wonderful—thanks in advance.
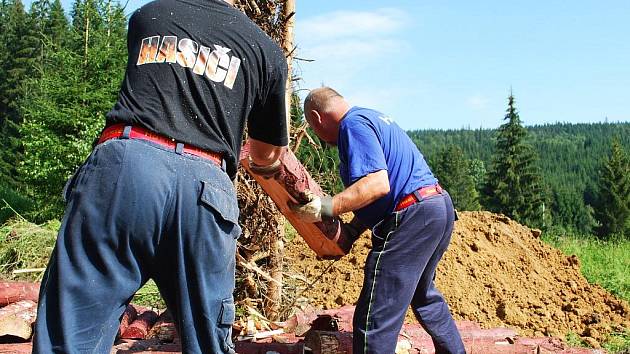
[304,87,350,145]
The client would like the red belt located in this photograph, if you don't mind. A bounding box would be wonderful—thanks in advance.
[98,123,222,167]
[395,184,443,211]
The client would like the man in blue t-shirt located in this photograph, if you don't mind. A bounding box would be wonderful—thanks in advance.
[292,87,465,354]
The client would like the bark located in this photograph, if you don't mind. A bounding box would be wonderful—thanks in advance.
[0,282,39,307]
[304,330,352,354]
[147,310,178,343]
[117,304,138,339]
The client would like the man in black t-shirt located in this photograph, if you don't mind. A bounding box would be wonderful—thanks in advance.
[33,1,287,353]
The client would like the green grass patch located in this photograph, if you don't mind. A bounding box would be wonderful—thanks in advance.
[0,218,58,281]
[543,233,629,302]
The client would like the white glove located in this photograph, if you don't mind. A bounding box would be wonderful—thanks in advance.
[290,190,333,223]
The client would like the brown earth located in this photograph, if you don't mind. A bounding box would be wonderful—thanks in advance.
[284,211,629,345]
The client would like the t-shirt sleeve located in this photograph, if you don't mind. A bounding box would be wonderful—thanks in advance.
[247,53,289,147]
[339,118,387,184]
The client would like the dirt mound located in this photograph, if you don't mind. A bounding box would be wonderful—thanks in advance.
[285,211,629,344]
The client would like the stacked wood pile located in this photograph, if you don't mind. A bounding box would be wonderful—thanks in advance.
[0,283,605,353]
[0,282,173,345]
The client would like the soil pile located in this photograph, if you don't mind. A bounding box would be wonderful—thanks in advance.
[285,211,629,344]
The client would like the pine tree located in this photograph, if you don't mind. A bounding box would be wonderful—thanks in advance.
[594,139,630,238]
[483,94,547,227]
[431,145,480,211]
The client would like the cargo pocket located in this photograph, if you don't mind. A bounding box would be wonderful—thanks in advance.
[200,180,242,239]
[218,297,236,353]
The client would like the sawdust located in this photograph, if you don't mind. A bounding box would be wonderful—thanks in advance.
[284,211,629,344]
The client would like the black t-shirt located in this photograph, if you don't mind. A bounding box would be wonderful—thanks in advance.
[106,0,288,178]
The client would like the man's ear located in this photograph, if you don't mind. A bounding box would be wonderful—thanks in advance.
[309,110,322,125]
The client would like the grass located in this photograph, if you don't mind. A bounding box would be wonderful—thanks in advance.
[0,218,58,281]
[543,232,629,302]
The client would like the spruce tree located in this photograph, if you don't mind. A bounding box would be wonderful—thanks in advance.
[432,145,480,211]
[483,94,547,227]
[18,0,127,219]
[0,0,37,187]
[594,139,630,238]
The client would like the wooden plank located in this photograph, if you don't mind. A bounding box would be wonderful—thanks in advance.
[240,144,348,258]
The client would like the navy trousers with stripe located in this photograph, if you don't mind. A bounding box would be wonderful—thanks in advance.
[352,191,465,354]
[33,138,240,354]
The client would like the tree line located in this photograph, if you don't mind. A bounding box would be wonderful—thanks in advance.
[1,0,628,239]
[408,107,629,238]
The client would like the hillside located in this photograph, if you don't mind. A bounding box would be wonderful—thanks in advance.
[407,122,630,232]
[286,211,629,347]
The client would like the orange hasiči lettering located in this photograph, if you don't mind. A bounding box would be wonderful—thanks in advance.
[155,36,178,63]
[137,36,161,65]
[137,35,241,89]
[176,38,198,68]
[206,45,231,83]
[223,57,241,89]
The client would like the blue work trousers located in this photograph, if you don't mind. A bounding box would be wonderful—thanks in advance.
[353,191,466,354]
[33,137,240,353]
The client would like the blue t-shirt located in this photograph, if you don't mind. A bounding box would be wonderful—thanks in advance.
[337,106,437,227]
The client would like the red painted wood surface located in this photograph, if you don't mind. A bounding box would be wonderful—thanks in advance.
[0,282,39,307]
[121,310,159,340]
[118,304,139,339]
[240,143,349,258]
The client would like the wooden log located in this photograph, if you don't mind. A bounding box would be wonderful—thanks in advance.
[120,309,159,339]
[304,330,352,354]
[235,341,305,354]
[117,304,138,339]
[0,300,36,319]
[0,282,39,307]
[240,144,350,258]
[147,310,178,343]
[0,343,33,353]
[0,301,37,341]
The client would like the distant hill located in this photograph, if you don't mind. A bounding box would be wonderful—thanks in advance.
[408,122,630,233]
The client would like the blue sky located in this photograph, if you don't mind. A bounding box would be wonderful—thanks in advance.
[31,0,630,130]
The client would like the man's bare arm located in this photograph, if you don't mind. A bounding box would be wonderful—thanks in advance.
[247,137,285,166]
[332,169,390,216]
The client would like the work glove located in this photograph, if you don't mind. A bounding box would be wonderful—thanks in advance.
[290,190,333,223]
[248,157,281,179]
[339,217,367,254]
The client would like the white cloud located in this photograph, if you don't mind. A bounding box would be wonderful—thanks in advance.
[296,8,412,88]
[466,94,489,110]
[299,8,408,43]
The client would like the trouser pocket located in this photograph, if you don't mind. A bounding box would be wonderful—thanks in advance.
[218,297,236,353]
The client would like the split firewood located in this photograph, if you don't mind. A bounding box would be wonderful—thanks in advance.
[0,282,40,307]
[0,300,38,341]
[147,310,178,343]
[117,304,138,339]
[120,309,159,339]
